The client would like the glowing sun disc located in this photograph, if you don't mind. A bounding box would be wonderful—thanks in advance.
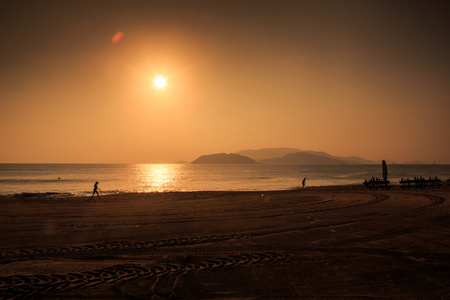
[154,76,167,89]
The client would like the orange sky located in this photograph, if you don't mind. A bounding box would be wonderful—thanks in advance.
[1,0,449,164]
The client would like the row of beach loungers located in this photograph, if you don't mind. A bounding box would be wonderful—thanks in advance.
[363,176,444,190]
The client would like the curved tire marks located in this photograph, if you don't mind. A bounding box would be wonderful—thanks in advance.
[0,193,393,260]
[420,193,446,208]
[254,192,390,219]
[365,192,390,205]
[0,233,255,258]
[398,192,447,214]
[298,192,390,215]
[0,252,290,299]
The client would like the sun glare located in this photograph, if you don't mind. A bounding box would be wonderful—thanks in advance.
[154,76,167,89]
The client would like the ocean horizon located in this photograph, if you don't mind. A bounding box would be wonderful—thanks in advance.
[1,163,449,197]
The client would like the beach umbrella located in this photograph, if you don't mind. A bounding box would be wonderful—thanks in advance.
[382,160,388,180]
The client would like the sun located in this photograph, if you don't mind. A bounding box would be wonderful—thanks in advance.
[153,76,167,89]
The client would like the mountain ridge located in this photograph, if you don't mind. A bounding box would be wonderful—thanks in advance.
[259,152,343,165]
[236,148,376,164]
[191,153,257,164]
[191,148,377,165]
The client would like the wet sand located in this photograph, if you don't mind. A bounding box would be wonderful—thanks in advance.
[1,184,450,299]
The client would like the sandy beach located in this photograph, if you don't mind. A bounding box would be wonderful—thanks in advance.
[1,184,450,299]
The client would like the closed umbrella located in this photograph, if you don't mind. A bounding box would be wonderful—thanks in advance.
[382,160,388,181]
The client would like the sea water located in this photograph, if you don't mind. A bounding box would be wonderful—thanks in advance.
[0,164,449,197]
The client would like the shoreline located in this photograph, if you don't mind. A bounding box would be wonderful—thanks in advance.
[1,185,449,298]
[1,180,448,200]
[2,164,449,199]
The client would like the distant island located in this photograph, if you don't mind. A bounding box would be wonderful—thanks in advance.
[236,148,376,165]
[259,152,343,165]
[191,148,377,165]
[191,153,257,164]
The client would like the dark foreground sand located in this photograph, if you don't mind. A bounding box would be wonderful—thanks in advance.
[1,184,450,299]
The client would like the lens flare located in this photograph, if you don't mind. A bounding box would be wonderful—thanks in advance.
[112,32,123,43]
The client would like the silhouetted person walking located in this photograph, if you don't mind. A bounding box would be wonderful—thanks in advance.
[302,178,306,188]
[92,181,100,199]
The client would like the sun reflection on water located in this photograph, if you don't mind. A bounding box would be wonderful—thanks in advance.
[137,164,179,192]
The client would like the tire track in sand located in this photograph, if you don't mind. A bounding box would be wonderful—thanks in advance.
[0,252,290,299]
[336,193,446,246]
[0,232,255,258]
[0,193,391,259]
[248,192,390,219]
[411,193,446,211]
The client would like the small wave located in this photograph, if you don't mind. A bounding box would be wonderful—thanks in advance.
[0,179,75,184]
[0,192,76,199]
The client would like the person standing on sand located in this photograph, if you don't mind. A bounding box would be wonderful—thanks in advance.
[302,178,306,188]
[91,181,100,199]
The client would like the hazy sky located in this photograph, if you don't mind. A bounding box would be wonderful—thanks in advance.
[1,0,449,163]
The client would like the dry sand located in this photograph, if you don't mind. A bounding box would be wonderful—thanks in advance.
[1,184,450,299]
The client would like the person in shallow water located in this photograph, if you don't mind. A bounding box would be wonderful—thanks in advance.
[302,178,306,188]
[91,181,100,199]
